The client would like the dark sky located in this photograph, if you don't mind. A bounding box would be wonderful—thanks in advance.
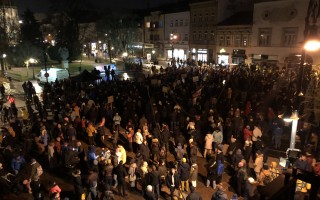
[14,0,175,13]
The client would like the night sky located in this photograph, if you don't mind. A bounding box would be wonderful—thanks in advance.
[14,0,175,13]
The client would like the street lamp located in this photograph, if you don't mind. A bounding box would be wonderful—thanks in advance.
[29,58,36,79]
[297,0,320,98]
[170,33,177,59]
[282,110,299,149]
[2,54,6,70]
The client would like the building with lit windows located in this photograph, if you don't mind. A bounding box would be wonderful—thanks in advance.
[189,0,253,63]
[164,10,190,60]
[249,0,313,67]
[189,0,217,63]
[144,11,165,58]
[215,11,252,66]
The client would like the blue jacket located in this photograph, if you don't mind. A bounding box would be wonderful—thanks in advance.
[11,157,25,172]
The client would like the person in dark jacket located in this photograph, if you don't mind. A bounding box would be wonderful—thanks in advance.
[145,185,156,200]
[211,184,228,200]
[178,157,191,192]
[140,140,150,162]
[115,161,128,196]
[103,159,114,191]
[186,185,202,200]
[72,169,83,200]
[166,167,180,200]
[149,165,160,199]
[189,142,198,163]
[206,157,217,189]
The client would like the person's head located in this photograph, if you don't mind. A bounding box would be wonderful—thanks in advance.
[171,167,176,174]
[76,141,81,147]
[146,185,153,192]
[248,177,255,184]
[182,158,187,163]
[270,161,277,169]
[256,150,262,156]
[0,163,3,170]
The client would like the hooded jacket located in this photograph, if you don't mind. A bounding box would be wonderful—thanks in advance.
[178,162,191,181]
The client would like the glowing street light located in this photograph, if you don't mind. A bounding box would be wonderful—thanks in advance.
[122,52,128,57]
[279,110,299,149]
[29,58,36,79]
[170,33,177,59]
[304,40,320,51]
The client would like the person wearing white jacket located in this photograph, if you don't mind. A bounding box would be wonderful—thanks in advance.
[134,129,144,152]
[204,131,214,158]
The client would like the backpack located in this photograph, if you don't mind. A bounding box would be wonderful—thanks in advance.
[36,164,43,177]
[263,172,272,185]
[217,160,224,176]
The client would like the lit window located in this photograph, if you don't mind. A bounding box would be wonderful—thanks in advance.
[258,28,272,46]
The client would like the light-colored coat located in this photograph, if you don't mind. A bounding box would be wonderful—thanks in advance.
[205,133,214,150]
[254,154,264,173]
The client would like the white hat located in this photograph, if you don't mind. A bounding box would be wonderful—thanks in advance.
[248,177,255,184]
[146,185,153,192]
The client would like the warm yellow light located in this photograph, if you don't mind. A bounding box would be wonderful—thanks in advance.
[122,52,128,57]
[29,58,36,63]
[304,40,320,51]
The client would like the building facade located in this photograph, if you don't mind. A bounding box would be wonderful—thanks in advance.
[164,11,190,60]
[189,0,217,63]
[249,0,312,67]
[215,12,252,66]
[144,11,165,59]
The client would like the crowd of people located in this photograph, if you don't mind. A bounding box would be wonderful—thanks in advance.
[0,61,319,200]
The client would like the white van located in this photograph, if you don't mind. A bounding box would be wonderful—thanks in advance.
[37,68,69,83]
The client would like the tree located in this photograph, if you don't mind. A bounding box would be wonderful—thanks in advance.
[9,9,44,67]
[96,9,143,56]
[49,0,96,62]
[20,9,43,45]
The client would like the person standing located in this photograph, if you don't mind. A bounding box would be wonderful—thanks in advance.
[113,112,121,131]
[206,157,217,189]
[127,127,134,152]
[189,161,198,188]
[103,159,114,191]
[149,165,161,199]
[49,181,61,200]
[128,159,137,191]
[145,185,156,200]
[86,122,97,146]
[204,131,214,158]
[72,169,83,200]
[135,129,144,152]
[166,167,180,200]
[178,158,191,192]
[115,161,128,197]
[252,124,262,160]
[186,185,202,200]
[189,142,198,164]
[253,151,264,179]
